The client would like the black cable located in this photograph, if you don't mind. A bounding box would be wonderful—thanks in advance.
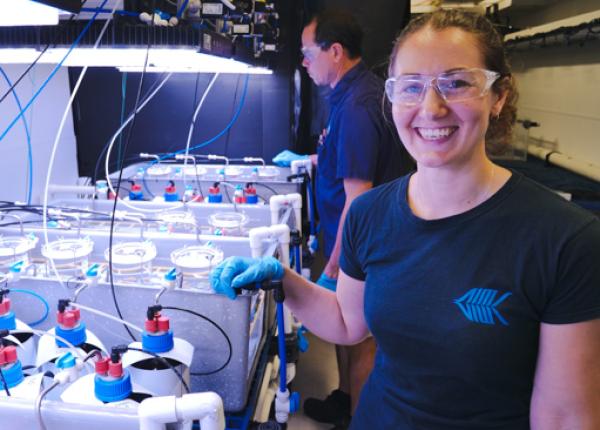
[107,4,157,342]
[0,0,89,106]
[0,367,10,396]
[252,182,279,196]
[125,346,190,393]
[161,306,233,376]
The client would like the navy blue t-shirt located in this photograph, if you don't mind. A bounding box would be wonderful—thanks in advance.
[316,62,413,257]
[340,172,600,429]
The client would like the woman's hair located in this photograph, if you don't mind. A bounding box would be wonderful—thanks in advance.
[388,9,518,154]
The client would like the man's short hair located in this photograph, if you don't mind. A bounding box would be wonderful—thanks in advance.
[311,9,363,59]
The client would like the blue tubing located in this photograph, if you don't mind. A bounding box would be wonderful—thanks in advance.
[294,245,302,275]
[306,178,316,236]
[10,289,50,327]
[276,301,287,393]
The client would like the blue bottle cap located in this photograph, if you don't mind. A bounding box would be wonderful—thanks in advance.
[141,329,174,353]
[94,371,132,403]
[2,360,24,389]
[55,322,87,348]
[0,311,16,330]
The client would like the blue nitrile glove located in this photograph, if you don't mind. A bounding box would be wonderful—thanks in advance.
[210,256,284,300]
[272,150,309,167]
[316,273,337,292]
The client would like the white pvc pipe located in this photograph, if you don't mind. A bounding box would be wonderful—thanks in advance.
[48,184,96,197]
[528,144,600,182]
[74,303,144,334]
[269,194,302,231]
[138,393,225,430]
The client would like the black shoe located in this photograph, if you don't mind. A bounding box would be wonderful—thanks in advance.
[330,414,351,430]
[304,389,350,424]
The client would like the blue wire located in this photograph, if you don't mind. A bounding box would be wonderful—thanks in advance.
[9,289,50,327]
[306,177,316,235]
[276,301,287,393]
[0,67,33,204]
[176,0,190,18]
[80,7,139,17]
[0,0,108,144]
[139,74,250,177]
[154,74,250,165]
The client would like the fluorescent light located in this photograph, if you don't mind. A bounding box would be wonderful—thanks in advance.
[0,0,60,26]
[0,47,272,74]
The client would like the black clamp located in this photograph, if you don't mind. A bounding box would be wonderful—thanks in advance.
[286,172,310,184]
[268,330,300,363]
[0,289,9,301]
[58,299,71,313]
[290,229,302,246]
[111,345,128,363]
[146,305,163,320]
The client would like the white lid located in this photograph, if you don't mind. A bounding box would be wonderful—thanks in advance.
[170,244,223,272]
[257,166,280,178]
[146,165,172,176]
[207,212,248,229]
[0,235,38,257]
[104,241,157,267]
[41,237,94,262]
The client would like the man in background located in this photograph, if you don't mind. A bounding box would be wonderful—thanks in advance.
[275,9,413,429]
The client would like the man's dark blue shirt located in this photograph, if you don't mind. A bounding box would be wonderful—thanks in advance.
[316,61,413,257]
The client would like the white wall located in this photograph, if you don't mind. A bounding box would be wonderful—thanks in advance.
[511,42,600,166]
[507,1,600,168]
[0,64,79,204]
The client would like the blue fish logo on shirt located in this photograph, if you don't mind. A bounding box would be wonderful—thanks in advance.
[454,288,512,326]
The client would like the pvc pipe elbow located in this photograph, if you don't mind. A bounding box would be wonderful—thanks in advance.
[290,158,312,176]
[177,392,225,430]
[270,224,290,246]
[285,193,302,210]
[138,393,225,430]
[138,396,178,430]
[249,226,272,256]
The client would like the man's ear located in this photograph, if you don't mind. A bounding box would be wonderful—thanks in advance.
[330,42,345,62]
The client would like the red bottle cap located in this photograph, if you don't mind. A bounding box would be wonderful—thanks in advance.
[0,298,11,315]
[4,346,17,364]
[145,319,158,333]
[157,316,170,332]
[62,312,77,328]
[108,360,123,378]
[95,357,110,375]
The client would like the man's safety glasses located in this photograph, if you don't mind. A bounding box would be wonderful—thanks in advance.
[300,46,323,62]
[384,68,501,106]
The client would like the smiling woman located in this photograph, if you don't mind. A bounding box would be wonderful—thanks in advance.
[209,9,600,430]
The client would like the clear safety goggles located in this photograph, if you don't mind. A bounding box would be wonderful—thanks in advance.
[385,68,501,106]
